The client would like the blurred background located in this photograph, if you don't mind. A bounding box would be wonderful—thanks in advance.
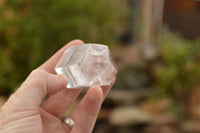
[1,0,200,132]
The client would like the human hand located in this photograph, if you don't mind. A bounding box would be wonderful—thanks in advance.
[0,40,116,133]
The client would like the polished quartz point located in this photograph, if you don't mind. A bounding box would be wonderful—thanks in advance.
[55,43,117,88]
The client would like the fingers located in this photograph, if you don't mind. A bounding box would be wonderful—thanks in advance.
[39,40,84,117]
[65,78,116,132]
[2,40,84,111]
[6,70,68,109]
[42,88,82,118]
[70,86,104,133]
[41,78,116,119]
[38,39,84,74]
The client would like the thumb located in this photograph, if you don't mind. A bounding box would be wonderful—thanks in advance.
[4,69,68,110]
[20,69,68,105]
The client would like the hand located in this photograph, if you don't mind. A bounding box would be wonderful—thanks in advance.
[0,40,116,133]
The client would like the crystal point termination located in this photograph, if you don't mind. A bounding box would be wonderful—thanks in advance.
[55,43,117,88]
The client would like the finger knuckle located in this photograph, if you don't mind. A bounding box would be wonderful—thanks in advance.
[31,69,47,78]
[28,69,47,87]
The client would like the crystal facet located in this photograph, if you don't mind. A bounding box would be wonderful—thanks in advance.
[55,43,117,88]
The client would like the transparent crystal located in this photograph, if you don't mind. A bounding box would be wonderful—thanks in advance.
[55,43,117,88]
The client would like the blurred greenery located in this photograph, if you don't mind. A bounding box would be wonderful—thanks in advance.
[0,0,128,96]
[114,65,150,90]
[154,31,200,101]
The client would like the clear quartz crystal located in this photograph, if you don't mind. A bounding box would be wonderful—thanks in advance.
[55,43,117,88]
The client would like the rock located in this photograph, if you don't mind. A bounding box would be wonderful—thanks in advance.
[188,85,200,118]
[55,44,117,88]
[140,97,172,114]
[107,89,151,105]
[141,44,159,61]
[181,120,200,133]
[143,125,178,133]
[109,106,152,126]
[152,114,179,126]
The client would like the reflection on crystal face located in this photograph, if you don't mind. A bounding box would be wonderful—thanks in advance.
[55,43,117,88]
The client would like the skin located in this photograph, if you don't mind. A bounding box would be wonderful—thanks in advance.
[0,40,116,133]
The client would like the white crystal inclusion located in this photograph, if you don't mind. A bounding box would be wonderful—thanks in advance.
[55,43,117,88]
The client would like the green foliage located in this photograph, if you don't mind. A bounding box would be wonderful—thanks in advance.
[154,31,200,98]
[0,0,128,96]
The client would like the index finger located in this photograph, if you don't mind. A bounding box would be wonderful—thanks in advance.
[38,39,84,74]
